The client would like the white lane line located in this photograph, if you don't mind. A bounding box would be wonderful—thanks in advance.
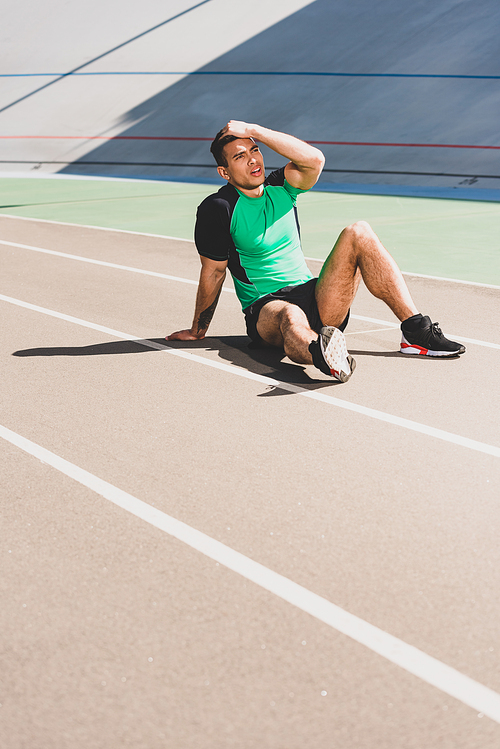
[1,214,500,291]
[305,255,500,291]
[1,421,500,724]
[0,239,203,289]
[0,239,233,292]
[345,326,398,336]
[0,213,195,242]
[396,269,500,291]
[2,293,500,459]
[2,239,499,349]
[350,314,399,328]
[0,293,143,340]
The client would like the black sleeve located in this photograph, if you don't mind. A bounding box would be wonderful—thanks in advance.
[194,191,235,261]
[264,166,286,187]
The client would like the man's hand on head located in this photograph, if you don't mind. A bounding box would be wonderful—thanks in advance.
[222,120,258,140]
[165,329,205,341]
[220,122,324,189]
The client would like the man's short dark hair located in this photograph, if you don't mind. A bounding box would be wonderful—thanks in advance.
[210,129,238,167]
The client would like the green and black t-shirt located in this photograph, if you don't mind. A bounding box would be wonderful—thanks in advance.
[194,167,313,310]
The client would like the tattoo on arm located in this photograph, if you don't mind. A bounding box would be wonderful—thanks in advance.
[197,286,222,334]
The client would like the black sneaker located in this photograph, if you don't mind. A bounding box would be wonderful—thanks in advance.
[400,315,466,357]
[309,326,356,382]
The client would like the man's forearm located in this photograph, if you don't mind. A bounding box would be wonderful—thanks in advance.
[166,258,227,342]
[250,124,324,170]
[190,266,226,337]
[221,120,324,189]
[223,121,324,171]
[192,282,223,336]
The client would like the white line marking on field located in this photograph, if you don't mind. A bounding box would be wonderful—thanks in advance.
[349,314,399,328]
[1,212,499,290]
[0,213,194,244]
[345,326,398,336]
[304,256,500,290]
[1,293,500,458]
[398,269,500,291]
[0,214,194,242]
[310,255,500,291]
[1,421,500,724]
[2,239,499,349]
[0,239,206,289]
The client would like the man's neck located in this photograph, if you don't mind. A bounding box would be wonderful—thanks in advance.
[229,181,264,198]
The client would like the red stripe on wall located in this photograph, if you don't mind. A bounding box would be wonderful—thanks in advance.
[1,135,500,149]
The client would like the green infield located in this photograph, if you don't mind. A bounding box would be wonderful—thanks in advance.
[1,175,499,285]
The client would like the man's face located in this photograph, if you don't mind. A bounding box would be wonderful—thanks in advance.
[218,138,265,191]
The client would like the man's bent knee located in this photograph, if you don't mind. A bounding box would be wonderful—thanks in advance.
[279,303,309,327]
[255,300,286,346]
[257,301,308,346]
[342,220,374,243]
[257,302,313,348]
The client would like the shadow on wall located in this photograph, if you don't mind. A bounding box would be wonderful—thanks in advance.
[60,0,500,189]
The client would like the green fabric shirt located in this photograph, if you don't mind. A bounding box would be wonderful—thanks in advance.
[195,167,314,310]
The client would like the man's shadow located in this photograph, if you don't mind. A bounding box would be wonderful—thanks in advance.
[13,335,397,397]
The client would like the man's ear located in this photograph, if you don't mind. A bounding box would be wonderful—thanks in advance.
[217,165,230,182]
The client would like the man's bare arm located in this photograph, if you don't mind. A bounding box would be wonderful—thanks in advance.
[166,256,227,341]
[222,120,325,190]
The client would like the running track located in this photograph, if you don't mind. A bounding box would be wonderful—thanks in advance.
[1,213,500,748]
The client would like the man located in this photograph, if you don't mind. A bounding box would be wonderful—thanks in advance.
[167,121,465,381]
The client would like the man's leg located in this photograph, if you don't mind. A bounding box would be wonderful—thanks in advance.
[315,220,418,325]
[256,300,315,364]
[256,300,355,381]
[315,220,465,357]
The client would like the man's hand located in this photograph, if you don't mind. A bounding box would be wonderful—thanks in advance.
[165,329,204,341]
[222,120,257,140]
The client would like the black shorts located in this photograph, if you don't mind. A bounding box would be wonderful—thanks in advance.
[243,278,350,346]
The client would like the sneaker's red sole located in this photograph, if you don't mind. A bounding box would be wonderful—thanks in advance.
[400,340,463,357]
